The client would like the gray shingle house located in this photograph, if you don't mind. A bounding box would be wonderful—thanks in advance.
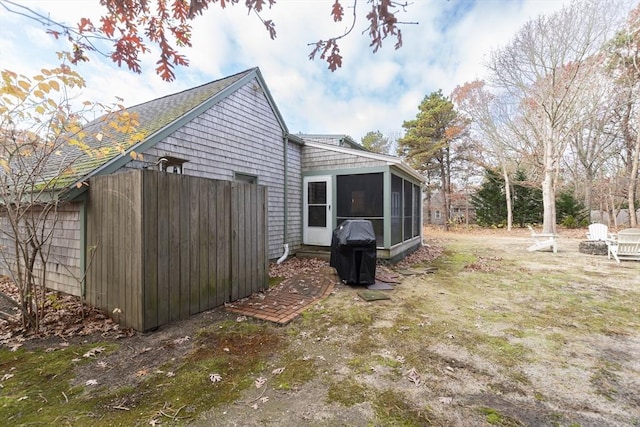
[1,67,424,329]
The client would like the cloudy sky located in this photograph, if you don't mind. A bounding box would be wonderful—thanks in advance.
[0,0,591,143]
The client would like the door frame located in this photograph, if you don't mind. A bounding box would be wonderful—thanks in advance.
[303,175,333,246]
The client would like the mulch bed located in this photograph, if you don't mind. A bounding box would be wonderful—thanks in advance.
[0,278,133,349]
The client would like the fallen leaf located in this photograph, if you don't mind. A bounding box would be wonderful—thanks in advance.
[255,377,266,388]
[83,346,105,358]
[438,396,453,405]
[406,368,421,386]
[173,336,190,345]
[136,369,148,377]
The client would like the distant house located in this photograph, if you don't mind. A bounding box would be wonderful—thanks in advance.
[1,67,424,329]
[425,191,476,226]
[590,209,640,228]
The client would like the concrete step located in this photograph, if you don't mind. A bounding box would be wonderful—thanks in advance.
[295,245,331,261]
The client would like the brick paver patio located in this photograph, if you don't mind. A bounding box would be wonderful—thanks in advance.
[225,266,339,325]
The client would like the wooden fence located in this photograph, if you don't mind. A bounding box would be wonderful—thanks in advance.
[85,169,268,331]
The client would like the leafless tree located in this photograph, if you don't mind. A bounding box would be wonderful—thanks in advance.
[0,67,135,332]
[487,0,627,234]
[452,81,526,231]
[605,4,640,227]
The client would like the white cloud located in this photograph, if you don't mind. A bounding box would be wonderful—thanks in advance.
[0,0,629,143]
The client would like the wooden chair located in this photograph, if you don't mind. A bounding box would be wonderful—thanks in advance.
[608,228,640,263]
[527,225,558,253]
[586,223,611,241]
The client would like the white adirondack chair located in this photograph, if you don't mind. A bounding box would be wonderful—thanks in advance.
[586,223,610,241]
[608,228,640,263]
[527,225,558,253]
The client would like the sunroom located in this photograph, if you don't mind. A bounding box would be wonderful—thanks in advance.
[300,135,424,261]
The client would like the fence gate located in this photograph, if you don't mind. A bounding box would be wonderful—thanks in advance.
[85,170,268,331]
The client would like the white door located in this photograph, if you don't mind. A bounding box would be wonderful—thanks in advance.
[303,176,332,246]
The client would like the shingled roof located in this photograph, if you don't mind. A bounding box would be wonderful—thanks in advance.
[46,67,286,196]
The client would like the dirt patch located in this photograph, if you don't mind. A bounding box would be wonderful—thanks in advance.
[2,227,640,426]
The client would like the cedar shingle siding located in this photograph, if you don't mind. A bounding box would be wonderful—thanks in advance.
[0,203,82,296]
[302,145,386,171]
[122,78,299,259]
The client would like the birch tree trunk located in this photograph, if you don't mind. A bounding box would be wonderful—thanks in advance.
[629,117,640,227]
[502,164,513,232]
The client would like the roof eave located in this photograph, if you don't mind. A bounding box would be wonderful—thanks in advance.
[69,67,290,188]
[304,141,425,183]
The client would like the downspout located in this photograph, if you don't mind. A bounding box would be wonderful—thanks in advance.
[277,135,289,264]
[79,195,87,298]
[276,243,289,264]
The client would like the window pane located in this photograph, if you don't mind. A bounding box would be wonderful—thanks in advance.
[308,182,326,204]
[413,184,420,238]
[337,173,383,217]
[235,173,257,184]
[391,174,403,245]
[403,180,413,241]
[308,206,326,227]
[336,173,384,248]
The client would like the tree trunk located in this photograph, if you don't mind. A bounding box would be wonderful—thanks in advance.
[584,168,594,222]
[542,140,557,234]
[502,164,513,231]
[441,163,449,232]
[629,121,640,227]
[608,193,619,229]
[425,172,433,225]
[442,146,452,232]
[627,114,640,228]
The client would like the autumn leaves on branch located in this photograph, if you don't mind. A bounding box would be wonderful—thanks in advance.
[2,0,413,81]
